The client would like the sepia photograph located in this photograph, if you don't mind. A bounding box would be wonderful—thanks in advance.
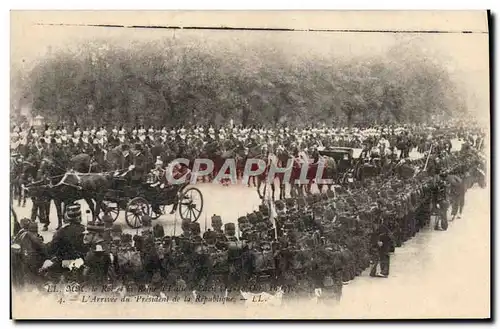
[9,10,490,319]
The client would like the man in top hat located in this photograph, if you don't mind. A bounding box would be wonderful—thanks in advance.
[128,143,147,184]
[49,203,88,265]
[369,215,394,278]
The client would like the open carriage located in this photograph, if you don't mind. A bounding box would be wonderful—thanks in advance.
[98,175,204,229]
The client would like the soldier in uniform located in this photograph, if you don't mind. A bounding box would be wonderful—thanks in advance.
[12,219,40,286]
[27,184,51,231]
[15,221,46,286]
[136,215,162,284]
[449,173,466,221]
[83,244,111,284]
[369,216,394,278]
[432,172,450,231]
[48,204,88,273]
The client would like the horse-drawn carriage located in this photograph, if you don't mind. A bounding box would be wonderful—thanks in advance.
[98,175,204,229]
[318,147,356,184]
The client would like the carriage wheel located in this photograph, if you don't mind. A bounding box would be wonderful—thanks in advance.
[178,187,204,223]
[98,201,120,222]
[150,205,166,219]
[125,197,150,229]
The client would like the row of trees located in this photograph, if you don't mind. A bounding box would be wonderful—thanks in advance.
[12,38,468,128]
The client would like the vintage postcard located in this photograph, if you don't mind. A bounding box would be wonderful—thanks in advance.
[10,10,490,319]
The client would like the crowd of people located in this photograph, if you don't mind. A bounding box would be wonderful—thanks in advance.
[10,119,486,303]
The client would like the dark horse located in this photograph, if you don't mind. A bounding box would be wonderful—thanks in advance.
[28,157,107,226]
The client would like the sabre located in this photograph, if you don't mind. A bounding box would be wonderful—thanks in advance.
[423,143,434,172]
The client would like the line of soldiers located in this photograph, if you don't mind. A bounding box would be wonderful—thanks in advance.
[11,122,485,164]
[11,146,475,302]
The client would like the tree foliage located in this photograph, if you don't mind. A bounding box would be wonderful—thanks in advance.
[14,38,467,128]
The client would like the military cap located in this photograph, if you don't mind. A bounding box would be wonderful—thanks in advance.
[247,213,258,224]
[285,198,295,207]
[181,218,191,230]
[20,218,31,229]
[254,211,264,221]
[258,204,270,216]
[274,200,285,211]
[239,222,252,233]
[190,222,201,235]
[211,215,222,227]
[203,230,217,242]
[237,216,249,224]
[66,203,82,223]
[224,222,236,235]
